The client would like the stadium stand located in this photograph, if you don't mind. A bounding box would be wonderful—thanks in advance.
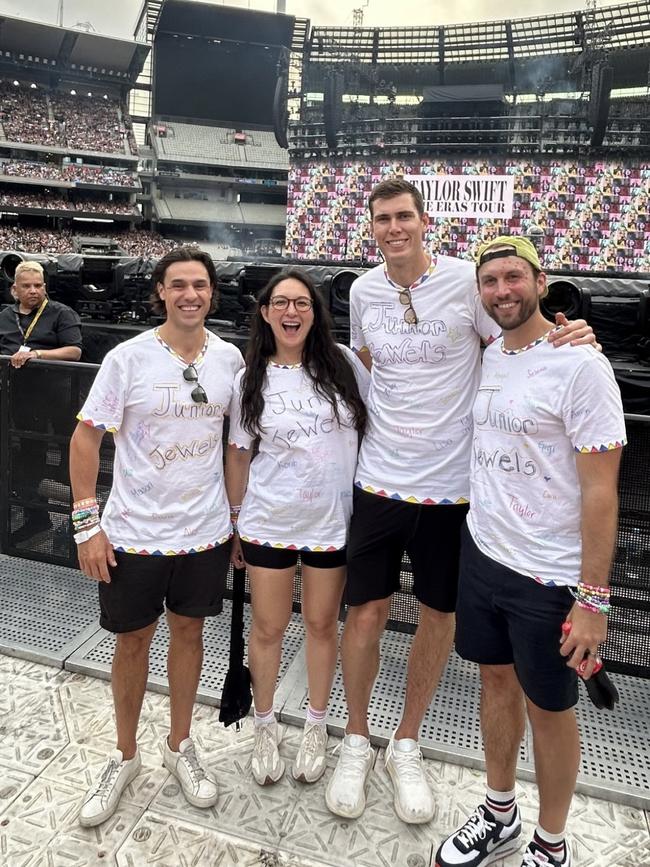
[0,190,139,216]
[0,226,177,256]
[152,121,288,170]
[0,81,137,156]
[0,160,140,188]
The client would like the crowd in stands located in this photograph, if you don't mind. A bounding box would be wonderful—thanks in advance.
[0,226,181,257]
[1,160,139,188]
[0,190,139,216]
[0,82,137,155]
[287,157,650,272]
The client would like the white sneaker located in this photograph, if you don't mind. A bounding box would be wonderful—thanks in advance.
[79,748,141,827]
[163,737,218,808]
[384,732,434,823]
[292,721,328,783]
[325,734,374,819]
[251,721,285,785]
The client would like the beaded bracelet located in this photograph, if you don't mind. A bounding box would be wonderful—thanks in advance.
[571,582,611,615]
[73,497,98,510]
[230,504,241,532]
[72,503,99,518]
[72,508,99,523]
[72,508,100,532]
[577,580,611,596]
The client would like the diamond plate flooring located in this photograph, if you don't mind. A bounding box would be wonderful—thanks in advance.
[0,655,648,867]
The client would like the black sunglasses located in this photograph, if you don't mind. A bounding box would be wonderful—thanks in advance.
[182,363,208,403]
[398,287,418,325]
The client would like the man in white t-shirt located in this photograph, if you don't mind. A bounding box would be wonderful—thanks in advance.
[435,236,625,867]
[325,179,596,825]
[69,246,243,828]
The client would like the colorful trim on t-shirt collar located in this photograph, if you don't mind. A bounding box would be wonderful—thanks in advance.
[269,360,302,369]
[383,257,435,292]
[154,327,209,366]
[500,326,561,355]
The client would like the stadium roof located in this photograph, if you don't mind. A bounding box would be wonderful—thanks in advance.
[0,14,149,84]
[305,1,650,92]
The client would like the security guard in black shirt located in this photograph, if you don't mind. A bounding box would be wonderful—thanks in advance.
[0,260,82,543]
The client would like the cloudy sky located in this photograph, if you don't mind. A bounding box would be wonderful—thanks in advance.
[0,0,629,38]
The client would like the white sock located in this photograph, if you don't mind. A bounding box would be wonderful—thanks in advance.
[394,736,418,753]
[254,707,275,727]
[485,785,517,825]
[306,705,327,726]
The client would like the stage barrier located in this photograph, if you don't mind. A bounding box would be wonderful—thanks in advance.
[1,356,648,678]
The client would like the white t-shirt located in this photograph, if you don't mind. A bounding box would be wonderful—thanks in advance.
[228,346,370,550]
[350,255,500,504]
[467,336,626,587]
[78,328,244,554]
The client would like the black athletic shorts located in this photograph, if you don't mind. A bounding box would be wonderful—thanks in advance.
[455,526,578,713]
[99,542,230,634]
[345,486,470,612]
[241,539,347,570]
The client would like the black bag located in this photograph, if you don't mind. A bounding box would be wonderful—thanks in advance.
[219,566,253,728]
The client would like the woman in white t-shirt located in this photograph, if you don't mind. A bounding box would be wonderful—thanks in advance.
[226,267,368,788]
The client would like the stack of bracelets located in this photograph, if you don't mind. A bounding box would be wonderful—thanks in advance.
[72,497,101,545]
[230,504,241,534]
[572,580,611,615]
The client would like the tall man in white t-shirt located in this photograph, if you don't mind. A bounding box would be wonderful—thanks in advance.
[325,179,595,825]
[69,246,243,827]
[434,236,625,867]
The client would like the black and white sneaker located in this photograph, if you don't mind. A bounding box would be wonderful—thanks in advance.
[435,803,522,866]
[521,839,572,866]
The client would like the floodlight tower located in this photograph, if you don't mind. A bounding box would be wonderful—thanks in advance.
[353,1,370,28]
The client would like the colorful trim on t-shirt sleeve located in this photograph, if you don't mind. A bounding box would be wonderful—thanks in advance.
[354,480,469,506]
[574,439,627,453]
[76,412,118,433]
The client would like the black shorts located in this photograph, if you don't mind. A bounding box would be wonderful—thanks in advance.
[345,487,469,612]
[241,539,347,570]
[455,526,578,712]
[99,542,231,634]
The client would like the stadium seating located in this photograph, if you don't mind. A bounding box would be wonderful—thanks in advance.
[0,81,137,155]
[154,121,288,170]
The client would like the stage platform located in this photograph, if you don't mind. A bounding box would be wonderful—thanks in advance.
[1,553,649,866]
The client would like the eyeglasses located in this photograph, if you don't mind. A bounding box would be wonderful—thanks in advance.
[398,288,418,325]
[269,295,313,312]
[182,363,208,403]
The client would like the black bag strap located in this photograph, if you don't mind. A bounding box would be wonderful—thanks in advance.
[229,566,246,667]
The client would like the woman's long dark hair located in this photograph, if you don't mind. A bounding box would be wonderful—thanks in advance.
[240,267,367,437]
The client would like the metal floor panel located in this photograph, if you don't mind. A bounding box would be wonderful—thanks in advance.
[0,554,101,665]
[281,628,650,810]
[65,600,306,709]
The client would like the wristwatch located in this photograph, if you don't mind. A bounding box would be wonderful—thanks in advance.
[34,350,42,359]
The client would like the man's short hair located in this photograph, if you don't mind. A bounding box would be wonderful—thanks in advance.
[368,178,425,218]
[14,261,45,282]
[149,245,219,316]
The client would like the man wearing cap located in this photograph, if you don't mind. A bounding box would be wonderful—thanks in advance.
[434,236,625,867]
[325,178,597,826]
